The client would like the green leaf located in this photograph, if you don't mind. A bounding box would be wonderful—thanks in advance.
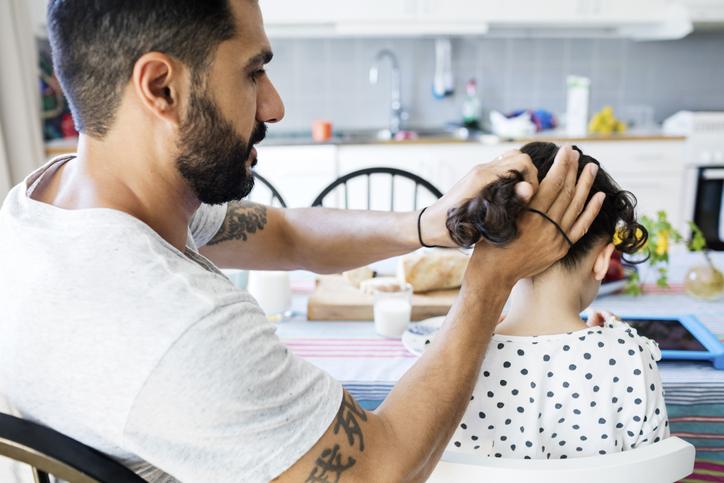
[624,278,642,296]
[687,221,707,252]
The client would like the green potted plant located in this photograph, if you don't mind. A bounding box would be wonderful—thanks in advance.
[622,211,723,300]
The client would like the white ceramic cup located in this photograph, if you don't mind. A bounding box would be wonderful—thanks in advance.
[373,282,413,338]
[247,270,292,321]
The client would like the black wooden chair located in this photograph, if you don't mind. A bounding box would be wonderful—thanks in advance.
[311,167,444,211]
[251,172,287,208]
[0,412,147,483]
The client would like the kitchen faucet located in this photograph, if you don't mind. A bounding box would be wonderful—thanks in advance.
[369,49,407,137]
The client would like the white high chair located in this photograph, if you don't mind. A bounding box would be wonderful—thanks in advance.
[427,436,695,483]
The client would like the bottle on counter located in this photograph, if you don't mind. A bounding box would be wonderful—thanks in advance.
[461,78,481,130]
[566,75,590,137]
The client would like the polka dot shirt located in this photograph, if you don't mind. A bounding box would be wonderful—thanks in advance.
[447,318,669,459]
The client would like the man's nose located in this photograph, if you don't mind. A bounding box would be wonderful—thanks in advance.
[257,77,285,124]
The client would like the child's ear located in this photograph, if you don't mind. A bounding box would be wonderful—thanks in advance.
[593,243,616,281]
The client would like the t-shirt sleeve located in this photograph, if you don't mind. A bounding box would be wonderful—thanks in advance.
[189,203,227,248]
[122,299,343,483]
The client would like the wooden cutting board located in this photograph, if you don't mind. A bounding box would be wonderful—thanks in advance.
[307,274,459,321]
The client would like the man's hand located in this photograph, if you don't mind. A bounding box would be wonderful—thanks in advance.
[419,149,539,247]
[463,145,605,290]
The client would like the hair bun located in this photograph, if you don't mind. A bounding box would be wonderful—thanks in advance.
[446,170,527,248]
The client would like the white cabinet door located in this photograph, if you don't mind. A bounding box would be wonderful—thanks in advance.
[260,0,336,24]
[499,0,584,23]
[253,145,338,208]
[497,0,665,24]
[588,0,666,23]
[567,139,687,231]
[574,140,685,176]
[612,175,686,228]
[261,0,415,24]
[416,0,501,21]
[335,143,516,211]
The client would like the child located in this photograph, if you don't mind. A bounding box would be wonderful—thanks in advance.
[444,142,669,459]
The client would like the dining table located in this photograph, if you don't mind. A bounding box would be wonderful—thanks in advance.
[274,251,724,482]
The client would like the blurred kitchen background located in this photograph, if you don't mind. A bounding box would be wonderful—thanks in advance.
[265,34,723,133]
[3,0,724,247]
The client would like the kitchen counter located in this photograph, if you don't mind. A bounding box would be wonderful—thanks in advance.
[44,129,685,157]
[257,127,685,147]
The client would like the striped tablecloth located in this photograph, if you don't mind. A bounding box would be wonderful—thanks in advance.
[278,252,724,479]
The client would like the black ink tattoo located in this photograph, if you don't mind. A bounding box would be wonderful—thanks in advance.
[334,392,368,451]
[306,393,367,482]
[206,201,267,245]
[305,444,356,483]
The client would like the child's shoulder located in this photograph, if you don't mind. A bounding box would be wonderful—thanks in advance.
[598,317,662,361]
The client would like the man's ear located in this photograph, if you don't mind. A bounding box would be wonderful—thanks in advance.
[131,52,186,126]
[593,242,616,281]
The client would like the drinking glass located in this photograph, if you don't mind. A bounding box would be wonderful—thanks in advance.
[373,282,413,338]
[247,271,292,321]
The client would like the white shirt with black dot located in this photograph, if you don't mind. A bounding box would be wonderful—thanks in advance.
[447,318,670,460]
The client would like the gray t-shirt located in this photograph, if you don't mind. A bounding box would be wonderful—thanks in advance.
[0,156,342,483]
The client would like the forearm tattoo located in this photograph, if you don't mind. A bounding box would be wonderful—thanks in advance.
[206,201,267,245]
[306,393,368,482]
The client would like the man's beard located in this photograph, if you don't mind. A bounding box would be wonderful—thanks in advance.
[175,88,267,205]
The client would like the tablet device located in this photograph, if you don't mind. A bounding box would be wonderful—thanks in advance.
[590,315,724,369]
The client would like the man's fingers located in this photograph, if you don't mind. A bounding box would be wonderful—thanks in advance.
[529,145,577,213]
[559,162,599,233]
[546,147,580,220]
[514,182,534,203]
[567,192,605,244]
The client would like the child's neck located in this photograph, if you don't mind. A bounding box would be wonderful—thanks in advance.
[494,274,590,337]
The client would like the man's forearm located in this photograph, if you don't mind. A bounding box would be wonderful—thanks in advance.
[371,248,511,482]
[280,207,422,273]
[200,201,427,272]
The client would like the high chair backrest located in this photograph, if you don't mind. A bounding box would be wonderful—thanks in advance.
[427,436,695,483]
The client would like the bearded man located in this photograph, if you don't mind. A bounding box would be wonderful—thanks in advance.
[0,1,603,481]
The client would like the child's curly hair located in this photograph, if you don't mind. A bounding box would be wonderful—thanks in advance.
[445,142,648,269]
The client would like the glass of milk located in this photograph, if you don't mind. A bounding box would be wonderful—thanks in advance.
[373,282,413,338]
[247,270,292,322]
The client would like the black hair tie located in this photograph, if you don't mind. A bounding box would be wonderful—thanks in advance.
[527,208,574,248]
[417,207,444,248]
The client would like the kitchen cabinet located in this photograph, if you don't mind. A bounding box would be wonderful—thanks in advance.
[335,143,516,211]
[496,0,666,24]
[253,145,337,208]
[262,0,668,37]
[566,140,687,231]
[262,0,491,24]
[335,139,687,231]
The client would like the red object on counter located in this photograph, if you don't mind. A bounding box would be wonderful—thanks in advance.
[60,113,78,138]
[312,120,332,142]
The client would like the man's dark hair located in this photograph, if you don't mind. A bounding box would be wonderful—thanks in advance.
[446,142,649,269]
[47,0,237,138]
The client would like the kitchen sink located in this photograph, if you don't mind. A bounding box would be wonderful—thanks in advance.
[263,126,496,146]
[333,127,477,143]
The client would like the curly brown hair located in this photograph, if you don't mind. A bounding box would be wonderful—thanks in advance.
[445,142,648,269]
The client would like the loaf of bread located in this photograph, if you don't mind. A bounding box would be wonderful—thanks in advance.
[397,248,470,293]
[342,266,375,288]
[359,277,404,294]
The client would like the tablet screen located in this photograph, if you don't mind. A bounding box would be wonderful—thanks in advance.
[623,318,708,352]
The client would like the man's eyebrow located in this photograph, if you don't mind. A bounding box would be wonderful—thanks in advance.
[245,49,273,69]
